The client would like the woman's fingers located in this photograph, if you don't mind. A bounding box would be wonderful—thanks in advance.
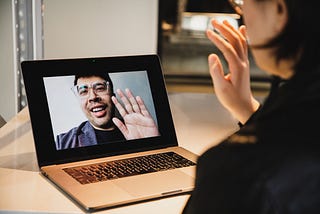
[206,28,240,76]
[209,19,247,62]
[208,54,225,85]
[238,25,248,56]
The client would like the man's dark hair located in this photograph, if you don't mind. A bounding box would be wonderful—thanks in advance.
[251,0,320,73]
[74,71,114,94]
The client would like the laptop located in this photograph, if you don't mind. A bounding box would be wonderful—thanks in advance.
[21,54,198,212]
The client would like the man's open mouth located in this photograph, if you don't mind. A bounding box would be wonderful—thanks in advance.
[92,107,105,112]
[90,105,107,117]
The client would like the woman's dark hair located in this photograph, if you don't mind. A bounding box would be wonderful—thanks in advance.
[74,71,114,94]
[251,0,320,73]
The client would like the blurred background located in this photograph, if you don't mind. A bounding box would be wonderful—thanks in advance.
[0,0,269,123]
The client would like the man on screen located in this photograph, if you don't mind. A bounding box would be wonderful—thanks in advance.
[55,71,159,150]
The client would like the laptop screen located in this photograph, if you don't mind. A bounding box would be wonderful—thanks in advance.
[22,55,178,167]
[43,70,159,150]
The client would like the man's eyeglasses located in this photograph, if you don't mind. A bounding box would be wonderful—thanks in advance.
[72,81,111,99]
[229,0,244,15]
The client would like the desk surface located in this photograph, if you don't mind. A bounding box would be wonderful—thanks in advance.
[0,93,238,214]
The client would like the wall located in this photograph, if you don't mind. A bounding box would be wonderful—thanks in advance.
[43,0,158,59]
[0,0,17,122]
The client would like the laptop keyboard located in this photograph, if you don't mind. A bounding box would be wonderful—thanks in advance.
[63,152,196,185]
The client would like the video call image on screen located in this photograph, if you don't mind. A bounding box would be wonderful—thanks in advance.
[43,70,159,151]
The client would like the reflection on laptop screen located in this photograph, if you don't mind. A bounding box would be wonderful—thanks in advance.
[43,70,159,151]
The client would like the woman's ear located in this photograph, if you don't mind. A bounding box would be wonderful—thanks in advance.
[274,0,288,33]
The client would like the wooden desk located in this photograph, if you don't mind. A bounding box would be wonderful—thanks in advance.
[0,93,238,213]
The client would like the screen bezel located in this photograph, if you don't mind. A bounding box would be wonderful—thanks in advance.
[22,54,178,167]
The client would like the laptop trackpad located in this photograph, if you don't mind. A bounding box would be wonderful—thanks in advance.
[113,170,193,197]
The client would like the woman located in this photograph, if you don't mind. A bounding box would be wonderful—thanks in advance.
[183,0,320,213]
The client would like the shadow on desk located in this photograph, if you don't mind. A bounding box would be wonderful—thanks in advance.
[0,107,39,172]
[0,115,6,128]
[0,152,38,172]
[0,120,31,150]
